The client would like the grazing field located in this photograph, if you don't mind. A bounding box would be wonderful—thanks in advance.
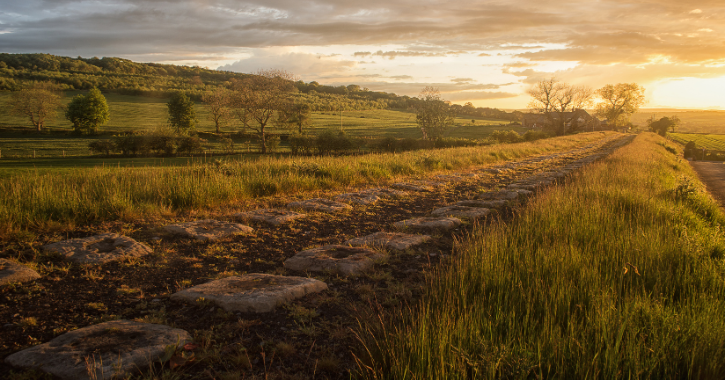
[669,132,725,150]
[0,132,615,231]
[633,109,725,134]
[357,133,725,379]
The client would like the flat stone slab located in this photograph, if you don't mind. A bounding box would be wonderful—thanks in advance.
[163,219,253,242]
[4,320,191,380]
[393,216,462,231]
[391,182,433,192]
[0,259,41,285]
[476,189,533,201]
[235,209,306,226]
[345,232,431,251]
[287,198,353,213]
[335,192,380,205]
[284,245,386,276]
[43,233,152,264]
[431,205,490,220]
[364,188,408,198]
[170,274,327,313]
[456,199,508,208]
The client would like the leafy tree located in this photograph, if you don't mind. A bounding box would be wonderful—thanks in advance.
[65,87,110,134]
[648,116,680,136]
[528,78,593,135]
[8,82,62,131]
[230,69,297,154]
[414,87,456,140]
[201,88,232,133]
[595,83,646,130]
[167,91,196,133]
[283,103,312,133]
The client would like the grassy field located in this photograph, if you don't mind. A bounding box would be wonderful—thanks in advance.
[356,132,725,379]
[633,109,725,134]
[0,92,516,159]
[0,132,616,231]
[669,133,725,150]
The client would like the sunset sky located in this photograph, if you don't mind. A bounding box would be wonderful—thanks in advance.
[1,0,724,109]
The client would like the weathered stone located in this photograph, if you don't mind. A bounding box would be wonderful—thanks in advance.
[345,232,431,251]
[163,219,253,242]
[393,216,462,231]
[0,259,41,285]
[43,233,152,264]
[507,183,539,191]
[235,209,306,226]
[365,188,408,199]
[4,320,191,380]
[335,192,380,205]
[284,245,386,276]
[391,182,433,192]
[476,189,533,201]
[455,199,508,208]
[170,274,327,313]
[431,205,490,220]
[287,198,353,213]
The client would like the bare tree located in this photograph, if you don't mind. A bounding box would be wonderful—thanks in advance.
[8,82,62,131]
[230,69,297,153]
[596,83,646,130]
[528,78,593,135]
[415,86,456,140]
[202,88,232,134]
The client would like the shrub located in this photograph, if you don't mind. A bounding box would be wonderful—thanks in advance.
[523,130,550,142]
[114,134,148,156]
[490,130,522,143]
[177,136,205,156]
[88,140,115,156]
[147,129,177,156]
[289,134,315,155]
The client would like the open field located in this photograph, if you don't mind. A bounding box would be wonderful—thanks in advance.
[633,109,725,134]
[669,132,725,150]
[0,132,616,231]
[0,132,628,380]
[357,133,725,379]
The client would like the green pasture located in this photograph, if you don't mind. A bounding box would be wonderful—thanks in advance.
[669,132,725,150]
[633,110,725,134]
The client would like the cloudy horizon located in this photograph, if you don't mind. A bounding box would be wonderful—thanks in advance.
[1,0,724,109]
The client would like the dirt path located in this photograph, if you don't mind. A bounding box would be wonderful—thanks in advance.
[690,161,725,209]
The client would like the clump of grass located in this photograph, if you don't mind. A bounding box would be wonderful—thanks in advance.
[356,133,725,379]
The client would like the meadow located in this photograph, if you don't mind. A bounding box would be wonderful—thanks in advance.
[0,92,518,160]
[632,109,725,134]
[356,133,725,379]
[0,132,614,232]
[669,132,725,150]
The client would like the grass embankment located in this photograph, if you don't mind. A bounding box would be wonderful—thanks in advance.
[0,132,615,231]
[356,133,725,379]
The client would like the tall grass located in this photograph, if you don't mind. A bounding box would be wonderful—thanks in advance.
[0,132,616,230]
[356,132,725,379]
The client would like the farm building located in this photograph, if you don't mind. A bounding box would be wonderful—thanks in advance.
[522,110,603,133]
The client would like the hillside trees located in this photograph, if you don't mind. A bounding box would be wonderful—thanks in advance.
[8,82,62,131]
[167,91,197,133]
[414,87,456,140]
[648,116,680,136]
[230,69,297,154]
[65,87,110,134]
[595,83,646,130]
[528,78,593,135]
[202,88,232,133]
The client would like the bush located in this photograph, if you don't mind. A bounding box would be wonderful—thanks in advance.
[523,130,550,142]
[88,140,115,156]
[289,134,315,155]
[316,130,353,155]
[147,129,177,156]
[490,130,522,143]
[177,136,205,156]
[114,134,148,156]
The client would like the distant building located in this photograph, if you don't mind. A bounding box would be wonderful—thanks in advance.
[522,110,603,133]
